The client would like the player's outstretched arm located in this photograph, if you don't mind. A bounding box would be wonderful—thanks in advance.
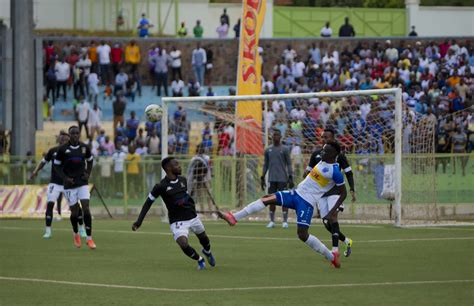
[132,197,154,231]
[334,184,347,209]
[345,171,356,203]
[29,160,46,180]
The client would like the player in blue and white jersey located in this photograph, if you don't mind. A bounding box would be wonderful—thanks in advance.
[219,142,346,268]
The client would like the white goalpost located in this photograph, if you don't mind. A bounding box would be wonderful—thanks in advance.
[159,88,453,227]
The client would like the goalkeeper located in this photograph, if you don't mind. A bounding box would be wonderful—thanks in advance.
[304,128,354,257]
[261,129,294,229]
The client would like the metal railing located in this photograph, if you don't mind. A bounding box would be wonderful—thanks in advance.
[1,153,473,212]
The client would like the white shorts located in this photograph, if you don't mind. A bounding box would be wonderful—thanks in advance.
[47,183,64,202]
[169,216,205,241]
[63,185,90,206]
[318,195,341,219]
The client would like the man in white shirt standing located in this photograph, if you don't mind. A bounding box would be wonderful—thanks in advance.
[170,46,182,81]
[55,57,70,101]
[171,75,185,97]
[112,141,127,197]
[320,21,332,37]
[192,43,207,87]
[216,20,229,38]
[114,68,129,95]
[76,54,92,97]
[97,40,111,85]
[291,56,306,83]
[76,96,91,139]
[88,103,102,140]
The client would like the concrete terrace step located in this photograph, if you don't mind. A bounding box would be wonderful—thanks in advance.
[50,85,234,122]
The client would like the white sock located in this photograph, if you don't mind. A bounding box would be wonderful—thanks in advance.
[45,227,51,233]
[233,199,266,221]
[332,247,339,252]
[86,236,92,241]
[344,238,351,244]
[304,234,333,261]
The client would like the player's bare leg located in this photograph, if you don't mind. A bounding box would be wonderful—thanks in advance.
[176,236,206,270]
[43,201,55,239]
[80,199,96,249]
[70,203,82,248]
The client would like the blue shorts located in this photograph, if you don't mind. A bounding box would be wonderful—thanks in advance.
[275,190,314,227]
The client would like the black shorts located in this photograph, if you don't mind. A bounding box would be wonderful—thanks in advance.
[268,181,287,194]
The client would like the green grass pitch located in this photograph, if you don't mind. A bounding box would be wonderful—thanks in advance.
[1,219,473,306]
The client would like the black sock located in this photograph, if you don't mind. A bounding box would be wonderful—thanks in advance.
[83,210,92,236]
[45,202,54,227]
[77,207,84,226]
[181,245,200,260]
[338,229,347,242]
[323,219,332,233]
[57,194,62,215]
[331,222,340,249]
[269,210,275,222]
[70,214,78,233]
[198,235,211,253]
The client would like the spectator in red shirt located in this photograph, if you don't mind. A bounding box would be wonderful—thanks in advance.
[44,40,56,70]
[439,39,450,59]
[111,43,124,77]
[338,127,354,154]
[217,124,231,155]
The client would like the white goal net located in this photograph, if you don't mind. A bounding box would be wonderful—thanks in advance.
[159,88,456,226]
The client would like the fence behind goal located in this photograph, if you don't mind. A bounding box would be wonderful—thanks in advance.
[161,89,473,226]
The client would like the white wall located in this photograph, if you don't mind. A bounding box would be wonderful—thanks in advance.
[1,0,471,37]
[0,0,273,38]
[406,2,474,36]
[0,0,10,26]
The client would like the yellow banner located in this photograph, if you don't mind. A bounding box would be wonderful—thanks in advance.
[236,0,266,155]
[0,185,92,219]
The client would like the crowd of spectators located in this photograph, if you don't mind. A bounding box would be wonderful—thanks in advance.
[40,37,473,178]
[259,39,473,159]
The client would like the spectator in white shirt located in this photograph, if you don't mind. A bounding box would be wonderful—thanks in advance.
[114,69,128,95]
[282,44,297,65]
[290,105,306,120]
[171,75,185,97]
[55,58,70,101]
[96,40,111,84]
[87,72,100,103]
[76,96,91,139]
[192,43,207,87]
[170,46,182,81]
[88,103,102,140]
[291,56,306,81]
[384,40,399,63]
[76,54,92,96]
[216,20,229,38]
[112,142,127,195]
[320,22,332,37]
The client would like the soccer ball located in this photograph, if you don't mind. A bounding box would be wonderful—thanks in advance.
[145,104,163,122]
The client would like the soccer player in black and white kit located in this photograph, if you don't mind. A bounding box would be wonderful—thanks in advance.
[304,129,355,257]
[29,131,86,239]
[132,157,216,270]
[54,126,96,249]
